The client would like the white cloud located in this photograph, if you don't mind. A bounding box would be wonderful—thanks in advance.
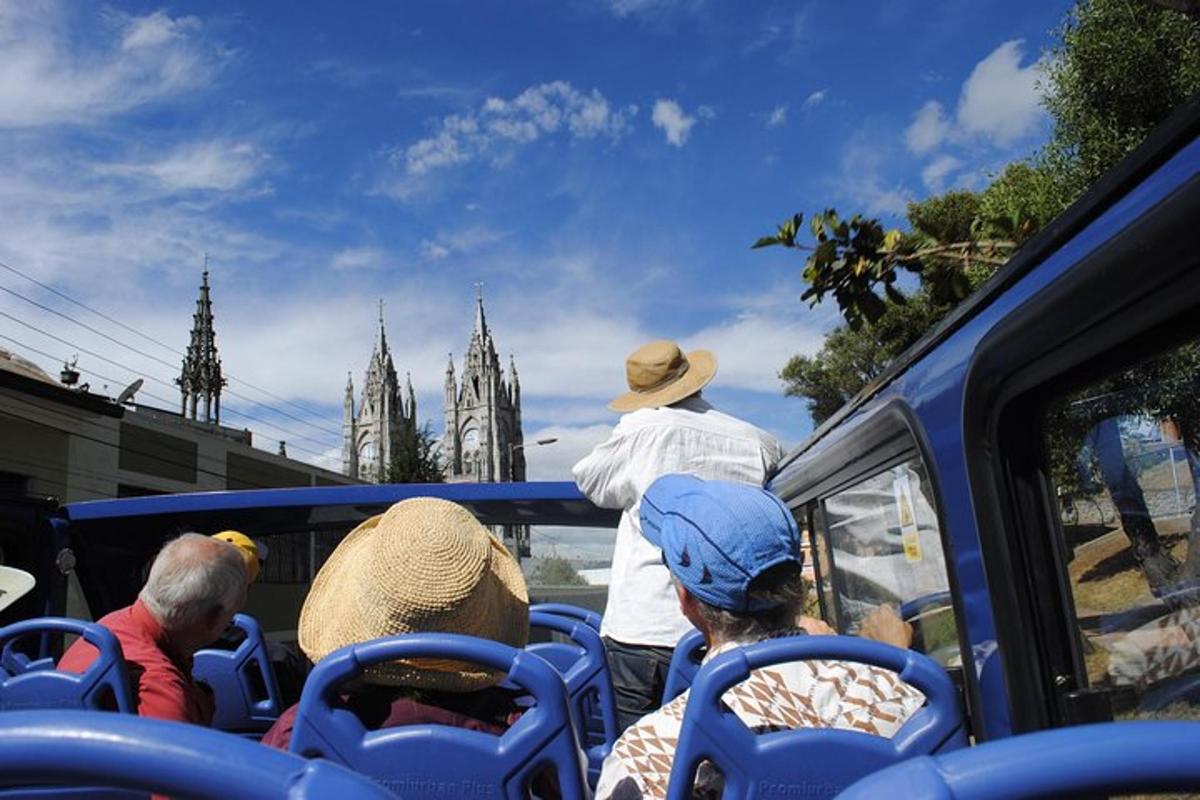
[957,40,1044,147]
[904,100,951,155]
[397,81,636,176]
[121,10,199,50]
[606,0,699,17]
[803,89,827,109]
[837,138,913,217]
[766,105,787,128]
[906,40,1045,156]
[100,140,269,192]
[920,154,964,192]
[0,4,216,128]
[419,226,507,261]
[331,247,388,271]
[652,99,697,147]
[682,312,826,394]
[420,241,450,260]
[522,424,613,481]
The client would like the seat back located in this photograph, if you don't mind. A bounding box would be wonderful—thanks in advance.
[0,710,392,800]
[528,610,618,784]
[290,632,588,800]
[192,614,282,733]
[529,603,602,631]
[838,721,1200,799]
[667,635,966,800]
[0,617,134,713]
[662,628,706,704]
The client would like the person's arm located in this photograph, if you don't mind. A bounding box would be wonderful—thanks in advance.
[858,604,914,649]
[572,426,637,510]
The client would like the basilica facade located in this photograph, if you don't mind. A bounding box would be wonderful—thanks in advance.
[340,289,528,555]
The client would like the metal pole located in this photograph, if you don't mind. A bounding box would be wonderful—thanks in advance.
[1171,445,1184,516]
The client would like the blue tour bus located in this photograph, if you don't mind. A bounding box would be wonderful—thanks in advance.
[1,94,1199,796]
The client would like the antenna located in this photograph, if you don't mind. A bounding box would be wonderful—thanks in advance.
[116,377,144,406]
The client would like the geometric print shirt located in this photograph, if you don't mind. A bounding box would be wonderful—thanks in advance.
[594,639,926,800]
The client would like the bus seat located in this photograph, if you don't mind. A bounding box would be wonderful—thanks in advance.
[529,603,602,631]
[289,632,589,799]
[0,709,392,800]
[0,617,134,714]
[837,721,1200,799]
[662,628,706,704]
[529,610,618,787]
[667,635,966,800]
[193,613,282,735]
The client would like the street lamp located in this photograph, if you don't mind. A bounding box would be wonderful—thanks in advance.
[508,437,558,482]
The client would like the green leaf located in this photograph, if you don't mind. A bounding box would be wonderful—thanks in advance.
[810,213,825,238]
[752,235,781,249]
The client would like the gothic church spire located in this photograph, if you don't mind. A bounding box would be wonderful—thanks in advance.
[177,266,226,423]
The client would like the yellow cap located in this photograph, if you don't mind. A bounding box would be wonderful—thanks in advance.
[212,530,260,583]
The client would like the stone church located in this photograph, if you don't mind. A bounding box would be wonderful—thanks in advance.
[341,289,528,555]
[442,289,525,484]
[341,304,417,483]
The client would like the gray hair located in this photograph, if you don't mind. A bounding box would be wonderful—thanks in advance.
[139,533,245,632]
[691,561,807,643]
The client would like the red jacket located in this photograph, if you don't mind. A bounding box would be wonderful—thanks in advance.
[58,599,214,726]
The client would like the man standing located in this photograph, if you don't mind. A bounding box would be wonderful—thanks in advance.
[59,533,247,725]
[573,340,785,732]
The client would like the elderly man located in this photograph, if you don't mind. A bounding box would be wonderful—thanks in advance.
[595,476,924,800]
[573,340,785,732]
[59,533,247,725]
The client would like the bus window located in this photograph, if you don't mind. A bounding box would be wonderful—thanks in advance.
[814,457,960,666]
[1043,336,1200,720]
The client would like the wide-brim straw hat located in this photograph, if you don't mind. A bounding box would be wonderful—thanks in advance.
[298,497,529,692]
[609,340,717,413]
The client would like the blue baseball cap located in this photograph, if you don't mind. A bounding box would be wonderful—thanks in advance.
[640,475,802,613]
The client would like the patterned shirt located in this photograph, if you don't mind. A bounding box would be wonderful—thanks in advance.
[594,640,926,800]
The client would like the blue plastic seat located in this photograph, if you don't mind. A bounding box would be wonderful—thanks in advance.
[838,721,1200,799]
[0,709,392,799]
[0,617,134,713]
[667,635,966,800]
[529,603,602,631]
[528,610,618,787]
[193,613,282,734]
[662,628,706,704]
[290,632,589,799]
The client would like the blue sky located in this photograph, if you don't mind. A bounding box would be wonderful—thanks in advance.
[0,1,1070,537]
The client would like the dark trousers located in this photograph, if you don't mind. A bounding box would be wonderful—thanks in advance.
[603,637,675,735]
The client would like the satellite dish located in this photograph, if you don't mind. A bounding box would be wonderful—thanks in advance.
[116,378,144,406]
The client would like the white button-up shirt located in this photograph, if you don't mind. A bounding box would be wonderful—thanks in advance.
[572,395,785,647]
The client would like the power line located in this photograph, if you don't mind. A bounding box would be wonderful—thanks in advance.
[0,320,334,460]
[0,257,344,426]
[0,279,346,441]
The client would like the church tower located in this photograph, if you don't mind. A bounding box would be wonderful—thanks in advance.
[443,287,527,556]
[342,302,416,483]
[177,268,226,423]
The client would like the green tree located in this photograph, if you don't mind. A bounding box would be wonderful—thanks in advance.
[530,556,588,587]
[386,421,445,484]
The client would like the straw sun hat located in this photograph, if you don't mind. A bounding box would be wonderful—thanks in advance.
[298,497,529,692]
[609,340,717,413]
